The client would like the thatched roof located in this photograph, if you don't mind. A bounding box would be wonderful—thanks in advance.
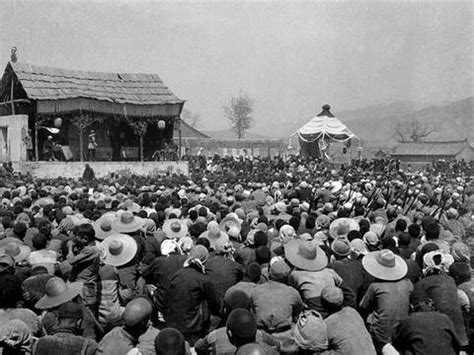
[1,62,184,117]
[393,139,472,156]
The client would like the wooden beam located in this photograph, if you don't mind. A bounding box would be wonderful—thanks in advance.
[10,75,15,115]
[0,99,31,106]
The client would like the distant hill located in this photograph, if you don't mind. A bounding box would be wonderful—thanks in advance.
[203,129,275,140]
[346,96,473,142]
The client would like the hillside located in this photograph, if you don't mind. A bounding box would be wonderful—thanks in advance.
[347,96,473,142]
[202,129,275,140]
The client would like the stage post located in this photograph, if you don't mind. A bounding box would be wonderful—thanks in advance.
[178,117,182,161]
[34,120,38,161]
[79,125,84,162]
[139,134,144,162]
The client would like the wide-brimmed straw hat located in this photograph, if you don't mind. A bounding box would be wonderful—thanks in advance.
[93,216,116,240]
[35,277,83,309]
[0,242,31,262]
[112,211,143,234]
[219,216,242,239]
[362,249,407,281]
[162,219,188,239]
[285,239,328,271]
[329,218,359,239]
[100,233,137,267]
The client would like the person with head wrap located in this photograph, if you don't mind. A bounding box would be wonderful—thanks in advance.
[411,249,468,348]
[164,245,222,346]
[0,319,32,355]
[205,238,244,302]
[141,239,187,319]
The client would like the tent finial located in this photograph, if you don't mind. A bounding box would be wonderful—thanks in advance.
[322,104,331,111]
[10,47,17,63]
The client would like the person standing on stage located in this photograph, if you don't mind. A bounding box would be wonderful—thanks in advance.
[87,130,98,161]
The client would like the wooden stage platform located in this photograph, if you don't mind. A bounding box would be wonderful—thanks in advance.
[13,161,189,178]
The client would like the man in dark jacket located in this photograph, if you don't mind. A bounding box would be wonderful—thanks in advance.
[164,245,222,346]
[393,298,462,355]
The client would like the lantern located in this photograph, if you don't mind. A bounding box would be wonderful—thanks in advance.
[54,117,63,128]
[157,120,166,130]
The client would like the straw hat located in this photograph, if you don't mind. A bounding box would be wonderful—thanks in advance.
[285,239,328,271]
[219,216,242,239]
[199,221,229,249]
[329,218,359,239]
[0,242,31,263]
[162,219,188,239]
[362,249,407,281]
[93,216,116,240]
[100,233,138,267]
[35,277,83,309]
[112,211,143,234]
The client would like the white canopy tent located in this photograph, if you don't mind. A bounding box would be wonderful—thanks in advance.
[292,105,359,159]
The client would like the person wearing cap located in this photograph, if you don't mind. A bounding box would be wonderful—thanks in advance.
[327,238,370,306]
[33,301,98,355]
[87,130,97,161]
[359,249,413,352]
[98,297,153,354]
[42,135,54,161]
[164,245,222,346]
[66,223,101,316]
[320,286,376,354]
[250,258,303,336]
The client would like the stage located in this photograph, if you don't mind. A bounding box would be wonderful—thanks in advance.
[13,161,189,179]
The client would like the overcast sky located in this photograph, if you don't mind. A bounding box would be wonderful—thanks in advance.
[0,0,472,135]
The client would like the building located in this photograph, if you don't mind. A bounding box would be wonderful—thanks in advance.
[391,139,474,164]
[0,60,184,162]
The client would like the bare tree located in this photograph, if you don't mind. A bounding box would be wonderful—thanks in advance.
[181,109,201,129]
[393,119,436,142]
[224,92,255,139]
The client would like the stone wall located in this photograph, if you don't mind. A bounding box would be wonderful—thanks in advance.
[0,114,28,161]
[176,138,287,157]
[13,161,189,178]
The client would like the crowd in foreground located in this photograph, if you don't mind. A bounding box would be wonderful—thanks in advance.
[0,155,472,355]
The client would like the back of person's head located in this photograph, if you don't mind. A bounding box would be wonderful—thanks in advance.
[253,231,268,248]
[226,309,257,347]
[305,215,316,229]
[123,297,153,338]
[154,328,186,355]
[354,205,364,217]
[395,219,407,232]
[32,232,48,250]
[424,223,440,240]
[195,237,210,251]
[255,246,271,265]
[13,222,27,239]
[347,230,361,242]
[449,261,471,286]
[398,232,411,247]
[408,223,421,239]
[76,223,95,242]
[245,262,262,283]
[289,216,300,231]
[0,274,22,308]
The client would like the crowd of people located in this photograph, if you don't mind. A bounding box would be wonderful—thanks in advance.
[0,154,472,354]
